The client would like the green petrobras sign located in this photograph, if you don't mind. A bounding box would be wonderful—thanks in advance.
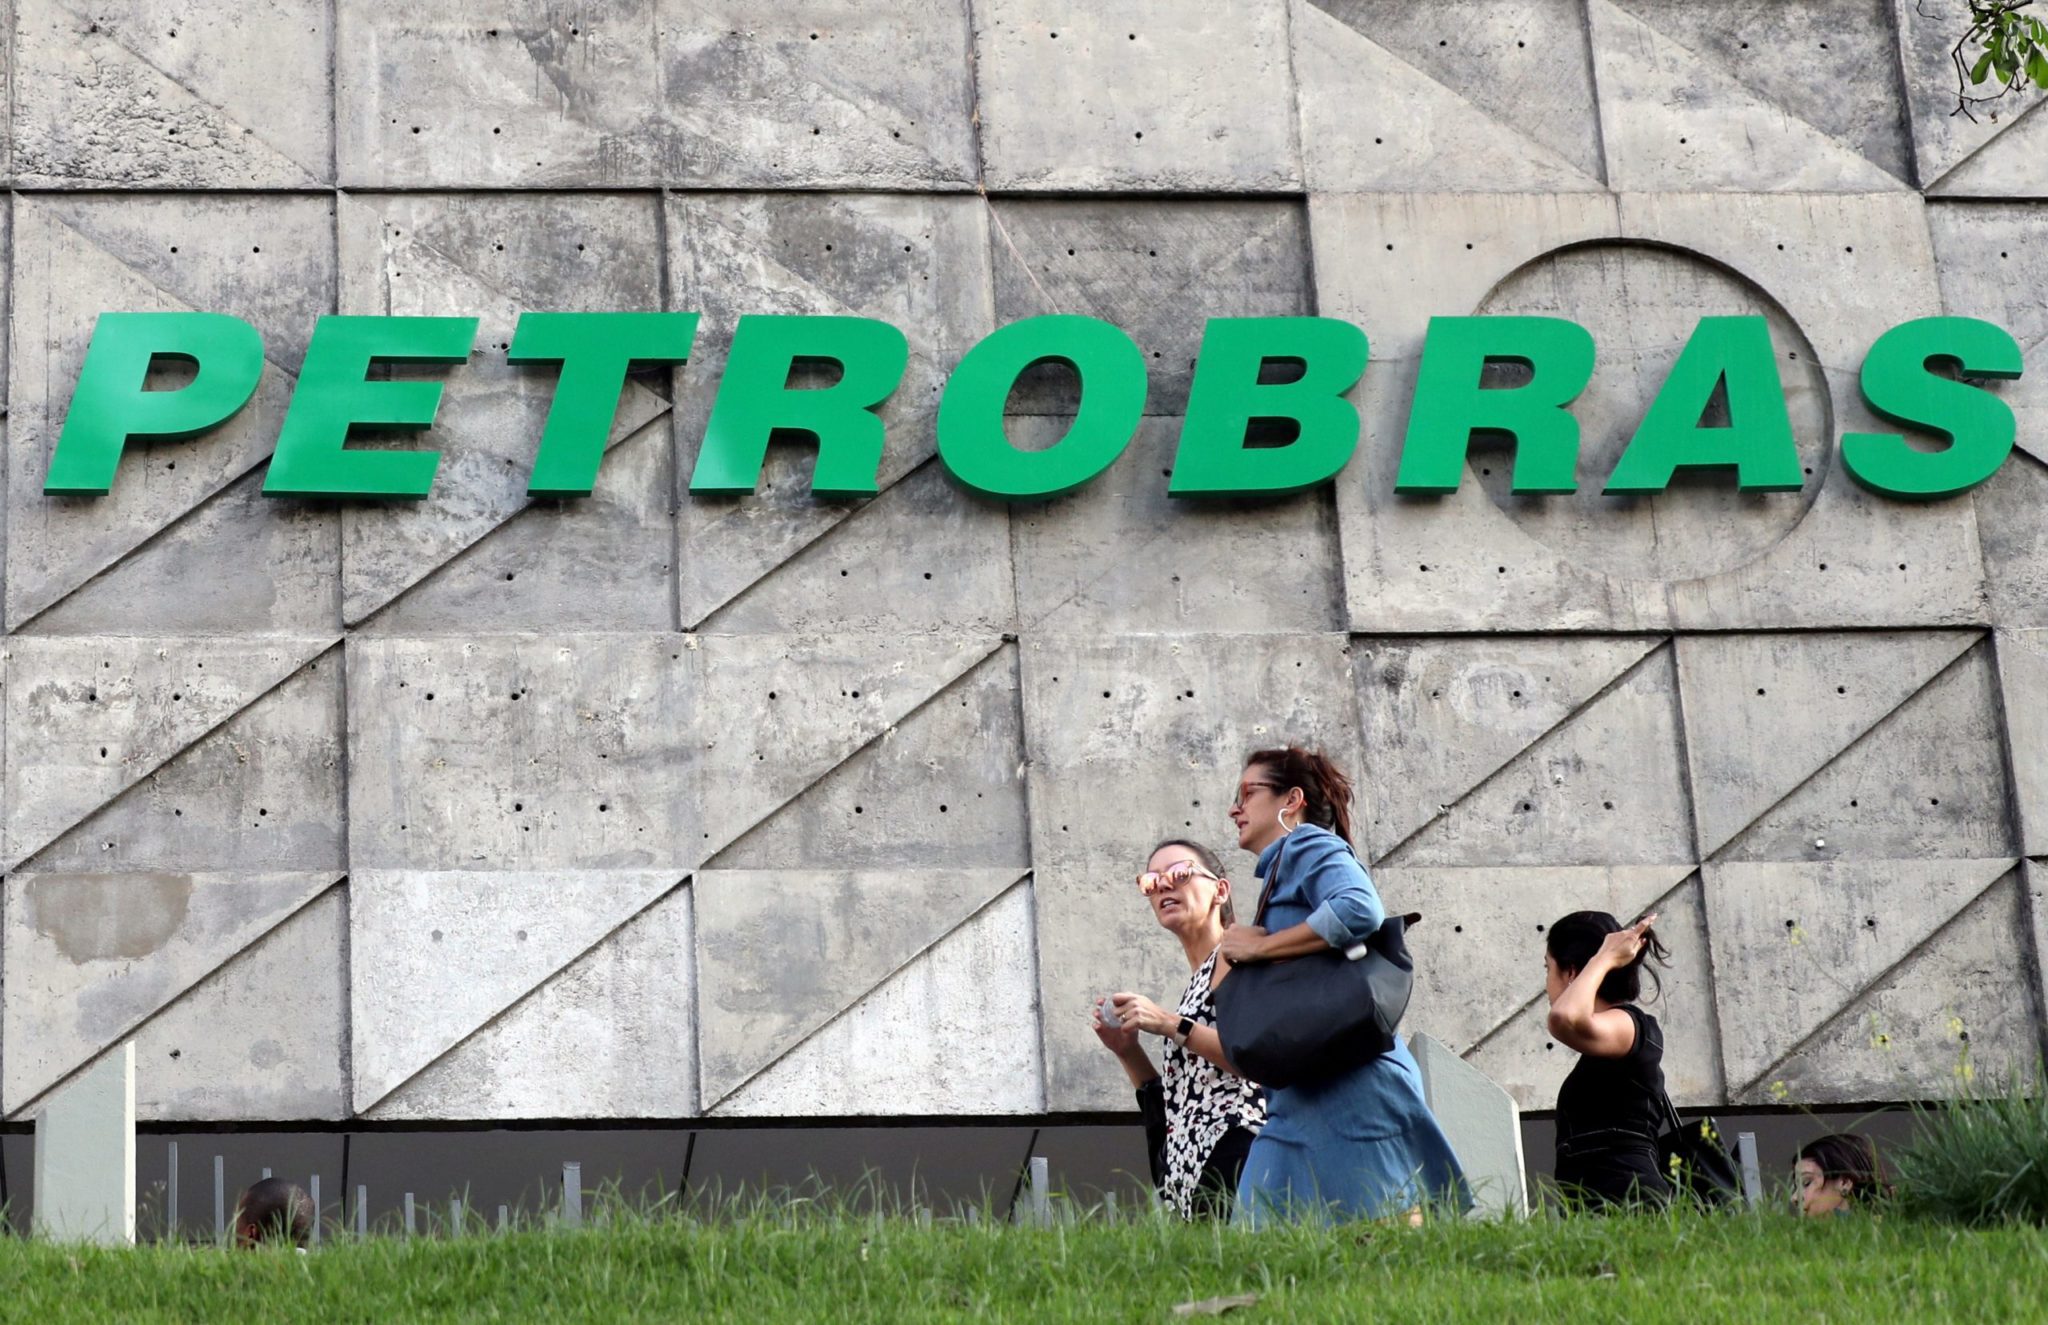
[41,310,2025,504]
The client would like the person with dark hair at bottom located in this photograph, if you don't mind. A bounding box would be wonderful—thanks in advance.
[1544,909,1675,1210]
[234,1178,314,1249]
[1219,745,1467,1225]
[1094,838,1267,1220]
[1797,1133,1884,1216]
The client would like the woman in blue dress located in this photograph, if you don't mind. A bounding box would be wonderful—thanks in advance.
[1217,745,1468,1225]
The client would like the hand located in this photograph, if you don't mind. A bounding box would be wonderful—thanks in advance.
[1217,924,1270,965]
[1091,997,1141,1055]
[1109,992,1172,1037]
[1597,914,1658,966]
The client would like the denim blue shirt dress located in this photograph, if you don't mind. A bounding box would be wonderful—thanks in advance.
[1233,824,1469,1224]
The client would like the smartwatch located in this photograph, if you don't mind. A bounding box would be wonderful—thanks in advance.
[1172,1016,1195,1047]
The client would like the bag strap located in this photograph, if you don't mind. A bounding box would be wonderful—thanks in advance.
[1251,833,1285,929]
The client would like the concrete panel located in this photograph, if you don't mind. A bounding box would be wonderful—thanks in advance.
[335,192,669,628]
[988,200,1312,418]
[712,646,1030,872]
[1387,643,1693,868]
[25,471,339,636]
[1355,636,1663,851]
[1701,857,2016,1094]
[1755,873,2042,1103]
[1318,192,1983,633]
[973,0,1301,191]
[698,460,1014,637]
[122,889,346,1120]
[2029,862,2048,1046]
[1895,0,2046,189]
[25,646,343,874]
[1674,631,1981,856]
[714,883,1045,1116]
[1996,631,2048,855]
[1410,1031,1527,1218]
[368,885,695,1120]
[1608,0,1913,185]
[32,1043,134,1245]
[335,1,666,187]
[1465,873,1725,1107]
[1011,418,1342,634]
[1720,639,2015,862]
[3,871,340,1113]
[7,195,334,630]
[1387,865,1695,1056]
[1974,453,2048,626]
[694,869,1027,1107]
[1931,100,2048,195]
[13,0,329,186]
[346,635,695,870]
[1588,0,1903,192]
[1019,632,1364,1111]
[1303,0,1603,183]
[349,870,687,1112]
[4,636,334,867]
[667,193,993,626]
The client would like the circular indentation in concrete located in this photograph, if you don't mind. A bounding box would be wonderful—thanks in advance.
[1471,242,1830,582]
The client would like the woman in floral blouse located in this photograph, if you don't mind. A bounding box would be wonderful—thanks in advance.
[1094,839,1267,1219]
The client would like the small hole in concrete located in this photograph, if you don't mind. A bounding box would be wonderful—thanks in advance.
[1836,685,1846,694]
[1134,131,1143,139]
[1930,797,1940,806]
[855,805,864,814]
[1419,564,1429,572]
[1850,799,1859,808]
[598,803,609,812]
[514,802,523,811]
[1756,688,1766,696]
[1603,801,1614,810]
[940,804,949,813]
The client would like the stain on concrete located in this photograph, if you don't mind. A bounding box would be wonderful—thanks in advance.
[28,875,192,963]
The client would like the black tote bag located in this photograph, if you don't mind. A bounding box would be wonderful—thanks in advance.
[1211,834,1417,1090]
[1656,1090,1743,1208]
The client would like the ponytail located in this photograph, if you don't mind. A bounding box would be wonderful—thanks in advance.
[1244,745,1356,846]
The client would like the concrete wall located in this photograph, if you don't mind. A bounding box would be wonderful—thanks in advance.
[0,0,2043,1127]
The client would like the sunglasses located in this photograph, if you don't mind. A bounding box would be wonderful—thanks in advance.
[1136,860,1221,894]
[1231,781,1284,808]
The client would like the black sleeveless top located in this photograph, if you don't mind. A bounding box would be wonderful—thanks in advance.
[1553,1005,1673,1207]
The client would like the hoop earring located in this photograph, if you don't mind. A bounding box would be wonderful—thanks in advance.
[1275,804,1297,836]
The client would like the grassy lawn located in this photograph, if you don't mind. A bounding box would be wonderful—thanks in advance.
[2,1209,2043,1323]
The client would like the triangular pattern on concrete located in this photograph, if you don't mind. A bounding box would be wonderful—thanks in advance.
[1702,857,2015,1092]
[1387,864,1695,1054]
[1931,98,2048,195]
[1677,631,1982,856]
[691,633,1006,863]
[1587,0,1905,191]
[1609,0,1913,185]
[14,1,324,185]
[348,870,688,1111]
[1719,641,2013,862]
[694,868,1029,1108]
[2,871,342,1113]
[6,209,302,629]
[338,197,671,625]
[1996,631,2048,856]
[3,636,336,867]
[1749,872,2038,1104]
[1896,0,2048,188]
[1292,1,1606,193]
[367,884,696,1120]
[713,881,1045,1116]
[1357,636,1665,851]
[1388,644,1692,868]
[22,644,345,875]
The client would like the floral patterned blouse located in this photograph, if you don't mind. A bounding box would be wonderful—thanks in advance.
[1151,948,1267,1218]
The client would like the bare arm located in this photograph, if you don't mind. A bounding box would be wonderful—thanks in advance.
[1546,915,1657,1058]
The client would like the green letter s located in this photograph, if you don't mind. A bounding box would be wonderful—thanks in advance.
[1841,317,2023,500]
[45,312,265,496]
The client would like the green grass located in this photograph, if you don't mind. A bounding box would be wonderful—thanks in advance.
[4,1207,2045,1323]
[1893,1060,2048,1226]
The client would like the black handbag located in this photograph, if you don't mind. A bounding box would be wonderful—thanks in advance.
[1211,834,1418,1090]
[1656,1090,1743,1208]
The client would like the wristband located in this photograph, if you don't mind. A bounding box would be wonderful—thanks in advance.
[1172,1015,1195,1047]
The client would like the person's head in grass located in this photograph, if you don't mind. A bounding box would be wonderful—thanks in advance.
[234,1178,313,1249]
[1542,910,1669,1009]
[1796,1133,1882,1217]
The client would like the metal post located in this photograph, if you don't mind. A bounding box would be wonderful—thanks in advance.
[166,1141,179,1240]
[355,1185,368,1238]
[310,1174,321,1248]
[1027,1156,1050,1227]
[450,1197,463,1235]
[1736,1132,1763,1208]
[561,1162,583,1229]
[261,1167,272,1180]
[1103,1190,1117,1221]
[497,1204,510,1232]
[403,1192,416,1236]
[213,1155,226,1240]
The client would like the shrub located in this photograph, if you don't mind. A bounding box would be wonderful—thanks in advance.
[1891,1059,2048,1225]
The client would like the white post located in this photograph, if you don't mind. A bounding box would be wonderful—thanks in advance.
[309,1174,322,1248]
[214,1155,226,1240]
[166,1140,179,1240]
[30,1043,136,1245]
[1408,1032,1529,1219]
[561,1162,583,1228]
[1026,1156,1050,1226]
[404,1192,416,1236]
[354,1185,368,1237]
[1736,1132,1763,1208]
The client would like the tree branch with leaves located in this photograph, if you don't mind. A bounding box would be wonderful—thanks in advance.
[1941,0,2048,118]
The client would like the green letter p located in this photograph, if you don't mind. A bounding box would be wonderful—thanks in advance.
[45,312,266,495]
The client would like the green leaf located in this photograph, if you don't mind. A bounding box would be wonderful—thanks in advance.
[1973,48,1997,83]
[2030,48,2048,87]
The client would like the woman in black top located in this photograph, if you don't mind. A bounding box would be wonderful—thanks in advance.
[1543,909,1674,1209]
